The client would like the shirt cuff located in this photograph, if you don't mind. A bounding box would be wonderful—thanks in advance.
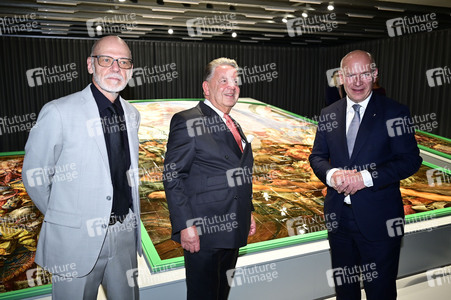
[360,170,374,187]
[326,168,340,187]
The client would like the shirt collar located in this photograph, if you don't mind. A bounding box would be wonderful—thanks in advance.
[90,83,120,112]
[346,92,372,112]
[203,99,228,120]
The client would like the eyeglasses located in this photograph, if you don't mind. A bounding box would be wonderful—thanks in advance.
[91,55,133,69]
[345,72,375,82]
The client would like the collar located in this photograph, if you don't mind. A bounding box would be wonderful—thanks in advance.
[90,83,120,112]
[203,99,227,121]
[346,92,372,112]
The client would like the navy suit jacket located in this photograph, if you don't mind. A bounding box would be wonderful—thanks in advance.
[163,101,254,249]
[309,93,422,241]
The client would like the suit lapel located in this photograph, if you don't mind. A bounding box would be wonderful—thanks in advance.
[198,102,242,159]
[335,100,349,159]
[120,97,139,169]
[80,85,110,175]
[349,95,379,163]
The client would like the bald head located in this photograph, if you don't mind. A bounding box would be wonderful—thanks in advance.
[90,35,131,58]
[340,50,375,70]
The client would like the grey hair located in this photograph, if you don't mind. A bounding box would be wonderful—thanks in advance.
[203,57,239,82]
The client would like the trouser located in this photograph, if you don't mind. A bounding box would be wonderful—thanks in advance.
[184,248,240,300]
[52,210,139,300]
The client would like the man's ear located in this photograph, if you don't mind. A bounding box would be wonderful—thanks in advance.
[87,57,94,74]
[202,81,210,97]
[372,68,379,83]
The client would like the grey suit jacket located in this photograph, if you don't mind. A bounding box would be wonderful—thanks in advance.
[23,84,142,277]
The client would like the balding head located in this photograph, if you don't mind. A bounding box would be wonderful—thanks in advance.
[90,35,132,59]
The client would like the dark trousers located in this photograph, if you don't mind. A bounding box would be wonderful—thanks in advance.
[184,248,239,300]
[328,204,402,300]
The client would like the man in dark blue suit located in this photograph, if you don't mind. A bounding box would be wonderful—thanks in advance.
[309,50,422,299]
[163,58,256,300]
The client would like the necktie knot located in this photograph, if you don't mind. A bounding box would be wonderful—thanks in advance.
[352,104,361,114]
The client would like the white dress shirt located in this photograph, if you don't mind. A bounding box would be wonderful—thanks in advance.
[326,93,374,204]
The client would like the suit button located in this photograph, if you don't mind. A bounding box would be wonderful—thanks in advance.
[225,155,229,159]
[234,196,238,200]
[102,224,107,229]
[106,196,111,201]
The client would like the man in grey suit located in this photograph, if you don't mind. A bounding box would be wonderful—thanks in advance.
[23,35,141,299]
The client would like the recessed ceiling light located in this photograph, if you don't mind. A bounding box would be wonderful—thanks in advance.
[346,13,374,18]
[232,32,237,38]
[375,6,405,12]
[168,28,174,34]
[327,2,334,11]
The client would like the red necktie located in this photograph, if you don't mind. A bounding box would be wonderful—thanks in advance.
[224,113,243,152]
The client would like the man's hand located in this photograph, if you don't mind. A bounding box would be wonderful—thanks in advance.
[330,170,356,192]
[341,172,366,196]
[248,214,256,236]
[331,170,366,196]
[181,226,200,253]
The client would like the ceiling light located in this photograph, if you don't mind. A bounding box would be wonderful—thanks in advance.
[152,7,187,13]
[164,0,200,4]
[346,13,374,18]
[375,6,405,12]
[141,14,176,19]
[327,2,334,11]
[37,8,76,13]
[302,11,308,18]
[289,0,322,4]
[36,0,79,5]
[168,28,174,34]
[232,32,237,38]
[282,17,288,23]
[243,13,274,19]
[264,34,285,38]
[264,6,297,12]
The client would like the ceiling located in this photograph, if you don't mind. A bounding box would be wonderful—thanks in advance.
[0,0,450,46]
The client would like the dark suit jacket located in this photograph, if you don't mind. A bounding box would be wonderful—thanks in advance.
[309,93,422,241]
[163,101,254,249]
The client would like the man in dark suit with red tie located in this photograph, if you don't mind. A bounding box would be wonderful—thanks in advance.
[163,58,256,300]
[309,50,422,299]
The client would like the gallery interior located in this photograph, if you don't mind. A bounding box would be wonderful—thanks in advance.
[0,0,450,299]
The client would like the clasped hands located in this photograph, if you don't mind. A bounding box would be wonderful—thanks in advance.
[181,214,256,253]
[330,169,366,196]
